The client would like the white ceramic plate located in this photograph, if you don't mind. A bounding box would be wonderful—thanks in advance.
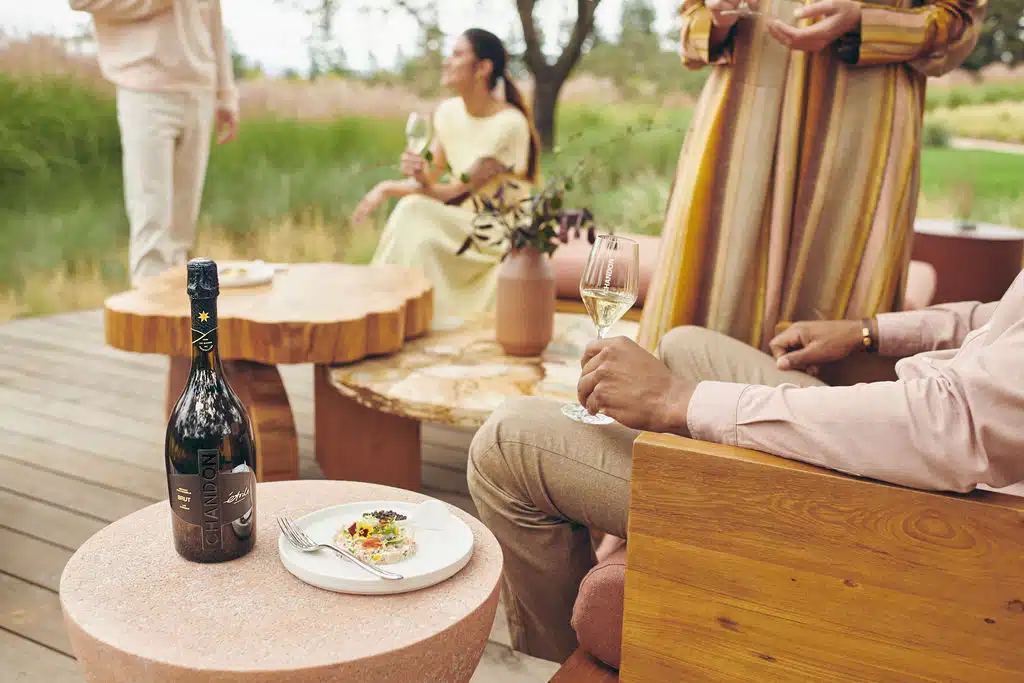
[217,260,275,288]
[278,500,474,595]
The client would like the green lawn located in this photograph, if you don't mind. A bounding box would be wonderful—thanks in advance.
[920,147,1024,200]
[925,81,1024,111]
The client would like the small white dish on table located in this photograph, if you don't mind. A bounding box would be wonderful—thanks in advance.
[278,499,474,595]
[217,260,277,288]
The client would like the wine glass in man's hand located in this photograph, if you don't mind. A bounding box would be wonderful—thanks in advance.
[562,235,640,425]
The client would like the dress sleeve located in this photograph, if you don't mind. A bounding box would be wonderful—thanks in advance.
[835,0,986,77]
[492,112,532,176]
[679,0,734,68]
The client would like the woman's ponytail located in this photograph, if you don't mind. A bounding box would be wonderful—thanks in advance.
[502,73,540,183]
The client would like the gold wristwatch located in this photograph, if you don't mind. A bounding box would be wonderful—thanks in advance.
[861,318,878,353]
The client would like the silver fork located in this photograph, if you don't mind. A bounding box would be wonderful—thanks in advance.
[277,517,404,580]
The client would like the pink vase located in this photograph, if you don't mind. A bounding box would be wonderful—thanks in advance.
[495,247,556,356]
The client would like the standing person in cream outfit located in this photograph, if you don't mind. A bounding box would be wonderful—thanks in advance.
[70,0,240,286]
[353,28,540,320]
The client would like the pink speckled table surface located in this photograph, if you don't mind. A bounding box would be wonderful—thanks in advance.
[59,480,503,683]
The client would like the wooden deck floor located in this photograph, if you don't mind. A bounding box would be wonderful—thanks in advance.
[0,309,559,682]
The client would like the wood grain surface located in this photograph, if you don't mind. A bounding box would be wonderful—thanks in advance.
[620,434,1024,682]
[548,649,619,683]
[104,263,433,365]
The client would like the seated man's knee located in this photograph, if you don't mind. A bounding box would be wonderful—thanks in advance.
[468,397,550,492]
[656,325,715,371]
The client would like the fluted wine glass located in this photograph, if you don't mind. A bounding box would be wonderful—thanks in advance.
[561,235,640,425]
[405,112,431,154]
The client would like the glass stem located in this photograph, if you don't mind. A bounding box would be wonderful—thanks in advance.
[596,326,608,340]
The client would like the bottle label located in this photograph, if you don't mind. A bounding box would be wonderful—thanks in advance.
[191,298,218,353]
[169,448,255,550]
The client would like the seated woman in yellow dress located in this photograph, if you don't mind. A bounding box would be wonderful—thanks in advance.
[353,28,541,319]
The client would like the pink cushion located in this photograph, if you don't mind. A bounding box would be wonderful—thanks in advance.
[595,534,626,561]
[551,233,660,306]
[571,545,628,670]
[552,236,935,314]
[904,260,937,311]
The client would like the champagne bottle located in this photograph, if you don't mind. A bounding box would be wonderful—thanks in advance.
[165,258,257,563]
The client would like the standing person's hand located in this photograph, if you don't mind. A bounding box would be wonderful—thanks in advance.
[215,106,239,145]
[767,0,861,52]
[768,319,865,371]
[706,0,758,33]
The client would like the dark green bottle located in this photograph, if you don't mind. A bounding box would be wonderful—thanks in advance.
[165,258,257,562]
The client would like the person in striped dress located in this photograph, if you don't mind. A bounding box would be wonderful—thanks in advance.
[637,0,987,353]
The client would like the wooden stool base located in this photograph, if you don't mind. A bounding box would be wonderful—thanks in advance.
[314,364,422,491]
[165,357,299,482]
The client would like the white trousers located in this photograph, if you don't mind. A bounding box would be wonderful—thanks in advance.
[116,87,215,286]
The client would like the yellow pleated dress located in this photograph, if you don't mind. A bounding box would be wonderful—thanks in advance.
[637,0,986,352]
[371,97,533,319]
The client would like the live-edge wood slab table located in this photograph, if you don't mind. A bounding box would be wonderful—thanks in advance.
[103,263,433,483]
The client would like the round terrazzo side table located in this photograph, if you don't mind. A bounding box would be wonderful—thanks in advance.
[59,480,502,683]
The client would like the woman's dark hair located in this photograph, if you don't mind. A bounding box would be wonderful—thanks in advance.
[462,28,540,182]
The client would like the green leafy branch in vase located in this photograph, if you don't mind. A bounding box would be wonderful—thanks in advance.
[455,171,596,261]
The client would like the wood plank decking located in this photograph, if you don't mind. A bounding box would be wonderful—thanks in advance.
[0,309,558,682]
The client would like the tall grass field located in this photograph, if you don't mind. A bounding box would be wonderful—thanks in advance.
[2,70,1023,321]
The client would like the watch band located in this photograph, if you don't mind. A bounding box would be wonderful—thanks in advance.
[861,318,878,353]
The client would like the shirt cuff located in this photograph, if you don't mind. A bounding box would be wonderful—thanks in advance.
[686,381,752,446]
[854,5,927,66]
[875,312,924,357]
[217,87,239,115]
[681,10,733,66]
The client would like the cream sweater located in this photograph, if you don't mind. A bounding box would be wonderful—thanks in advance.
[69,0,238,113]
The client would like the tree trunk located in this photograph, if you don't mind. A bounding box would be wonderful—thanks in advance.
[515,0,602,150]
[532,76,563,151]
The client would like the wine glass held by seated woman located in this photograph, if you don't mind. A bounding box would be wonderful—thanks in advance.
[352,28,541,321]
[636,0,987,355]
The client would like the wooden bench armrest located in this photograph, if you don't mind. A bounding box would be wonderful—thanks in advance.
[620,433,1024,682]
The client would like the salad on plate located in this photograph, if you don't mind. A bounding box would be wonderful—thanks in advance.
[333,509,418,565]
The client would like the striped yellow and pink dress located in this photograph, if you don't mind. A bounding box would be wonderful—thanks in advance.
[637,0,987,352]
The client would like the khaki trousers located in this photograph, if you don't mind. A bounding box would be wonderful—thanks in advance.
[467,325,825,663]
[116,87,214,286]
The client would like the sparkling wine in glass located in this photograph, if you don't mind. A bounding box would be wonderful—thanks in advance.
[562,235,640,425]
[405,112,431,154]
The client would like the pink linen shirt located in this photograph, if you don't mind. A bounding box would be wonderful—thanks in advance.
[687,270,1024,494]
